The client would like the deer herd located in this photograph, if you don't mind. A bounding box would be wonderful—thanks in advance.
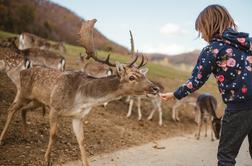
[0,19,222,166]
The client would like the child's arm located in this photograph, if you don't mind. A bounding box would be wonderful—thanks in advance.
[161,46,217,101]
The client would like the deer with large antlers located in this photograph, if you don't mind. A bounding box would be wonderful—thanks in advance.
[18,32,67,55]
[0,19,159,166]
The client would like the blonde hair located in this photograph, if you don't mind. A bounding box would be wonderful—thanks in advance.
[195,4,237,42]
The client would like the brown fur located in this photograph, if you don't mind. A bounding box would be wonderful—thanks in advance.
[0,37,66,137]
[19,32,66,55]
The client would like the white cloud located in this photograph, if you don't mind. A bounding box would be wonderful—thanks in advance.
[141,43,193,55]
[160,23,187,36]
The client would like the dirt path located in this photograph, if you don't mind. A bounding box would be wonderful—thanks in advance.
[63,134,251,166]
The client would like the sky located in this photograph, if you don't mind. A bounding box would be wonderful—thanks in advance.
[51,0,252,55]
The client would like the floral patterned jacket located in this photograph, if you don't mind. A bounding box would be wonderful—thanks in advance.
[174,28,252,111]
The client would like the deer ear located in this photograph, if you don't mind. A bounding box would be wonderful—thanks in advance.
[79,53,85,62]
[116,62,125,73]
[139,67,148,75]
[24,59,32,69]
[106,68,113,76]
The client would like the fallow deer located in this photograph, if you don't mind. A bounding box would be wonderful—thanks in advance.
[78,53,113,78]
[18,32,67,55]
[76,53,114,108]
[0,37,66,135]
[195,93,221,141]
[171,92,199,122]
[126,81,165,126]
[0,19,160,166]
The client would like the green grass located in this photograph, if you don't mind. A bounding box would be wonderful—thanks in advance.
[0,31,17,38]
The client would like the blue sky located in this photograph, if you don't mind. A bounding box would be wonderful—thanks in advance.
[51,0,252,55]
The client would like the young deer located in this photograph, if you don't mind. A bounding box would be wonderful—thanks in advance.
[195,93,221,141]
[171,92,199,122]
[126,81,165,126]
[18,32,67,55]
[0,19,160,166]
[78,53,113,78]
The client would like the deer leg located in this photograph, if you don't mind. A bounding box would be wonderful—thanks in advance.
[171,107,177,121]
[204,117,208,137]
[137,97,142,121]
[20,101,38,137]
[196,112,203,140]
[13,88,21,103]
[44,109,58,166]
[0,99,25,144]
[21,109,27,137]
[210,124,214,141]
[126,99,134,118]
[210,117,215,141]
[72,118,89,166]
[20,101,45,137]
[103,102,108,110]
[147,109,155,121]
[175,109,180,122]
[194,107,200,124]
[172,102,180,122]
[158,105,162,126]
[196,121,203,140]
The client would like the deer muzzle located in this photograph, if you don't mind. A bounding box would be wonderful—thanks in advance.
[148,84,160,95]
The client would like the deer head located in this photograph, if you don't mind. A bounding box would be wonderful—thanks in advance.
[79,19,160,96]
[212,117,221,139]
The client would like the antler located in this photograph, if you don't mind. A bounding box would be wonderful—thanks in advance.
[79,19,96,59]
[79,19,116,67]
[137,54,147,68]
[128,31,147,68]
[79,19,147,68]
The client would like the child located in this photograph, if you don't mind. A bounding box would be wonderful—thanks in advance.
[160,4,252,166]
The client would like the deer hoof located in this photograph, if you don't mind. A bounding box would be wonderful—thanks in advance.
[196,137,200,140]
[211,138,214,142]
[0,140,4,146]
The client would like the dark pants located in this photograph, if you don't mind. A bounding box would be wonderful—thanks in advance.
[217,109,252,166]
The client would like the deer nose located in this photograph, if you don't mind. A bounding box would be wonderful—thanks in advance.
[151,86,160,93]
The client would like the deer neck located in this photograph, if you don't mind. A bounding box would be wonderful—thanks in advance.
[77,75,126,106]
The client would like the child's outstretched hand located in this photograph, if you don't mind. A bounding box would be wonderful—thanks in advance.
[160,92,175,101]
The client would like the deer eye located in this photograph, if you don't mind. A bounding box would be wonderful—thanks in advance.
[129,76,135,81]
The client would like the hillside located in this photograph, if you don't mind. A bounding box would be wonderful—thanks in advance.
[149,50,200,66]
[169,50,200,66]
[0,0,128,54]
